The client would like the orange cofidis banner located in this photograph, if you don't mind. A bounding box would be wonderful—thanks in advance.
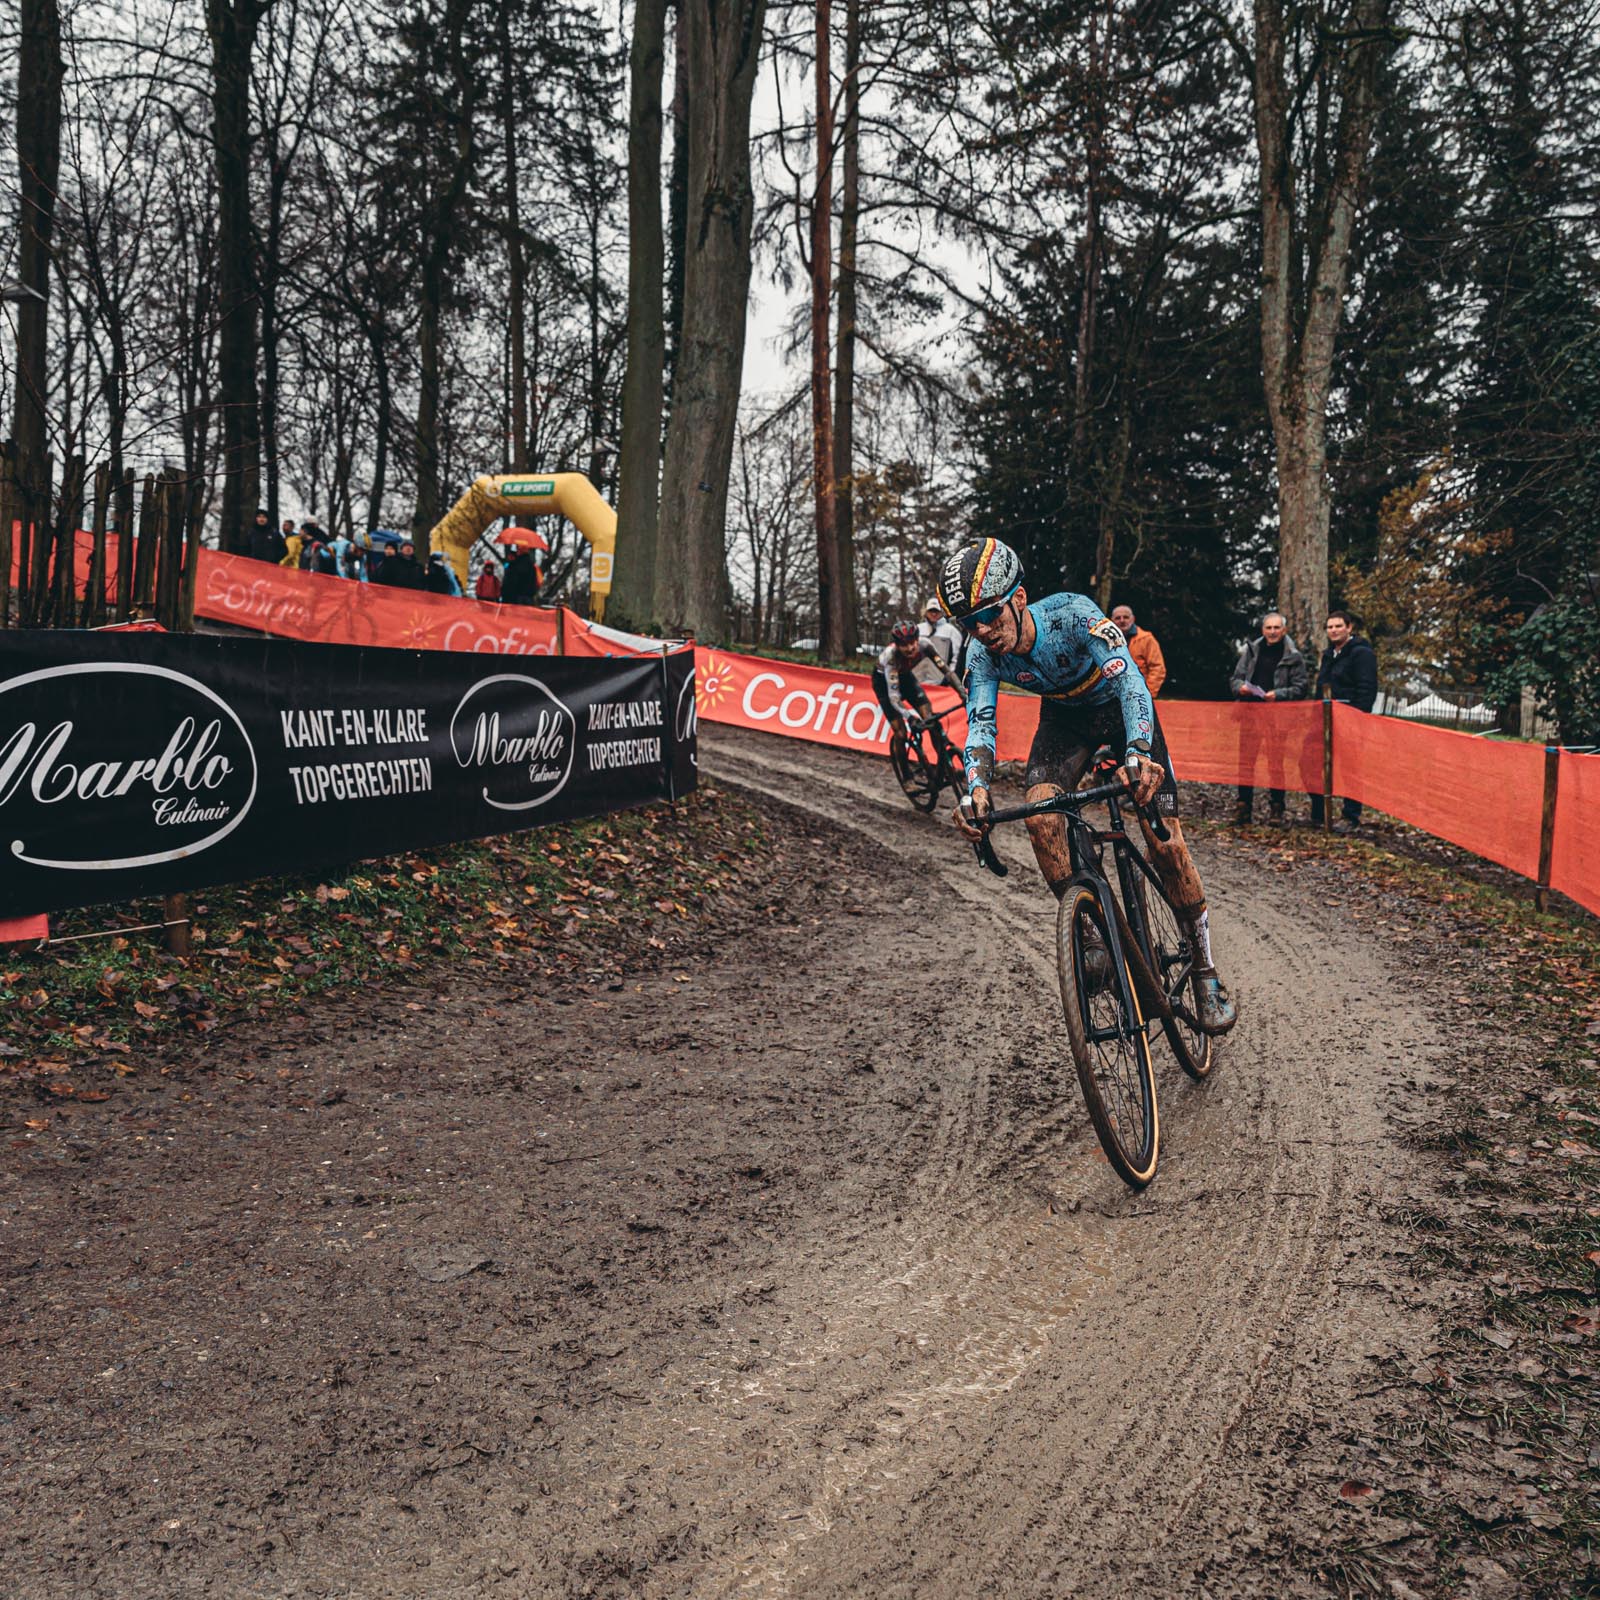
[196,551,564,655]
[690,648,1049,762]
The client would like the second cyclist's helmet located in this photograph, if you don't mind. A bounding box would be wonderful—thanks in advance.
[890,619,919,646]
[937,538,1024,625]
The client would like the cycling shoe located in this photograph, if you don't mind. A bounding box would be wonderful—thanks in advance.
[1194,971,1237,1036]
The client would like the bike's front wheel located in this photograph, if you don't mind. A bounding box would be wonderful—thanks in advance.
[1056,885,1160,1188]
[890,729,942,812]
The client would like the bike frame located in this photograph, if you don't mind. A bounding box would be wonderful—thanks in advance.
[970,777,1179,1035]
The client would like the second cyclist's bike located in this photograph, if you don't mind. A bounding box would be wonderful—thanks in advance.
[889,703,965,813]
[964,761,1215,1188]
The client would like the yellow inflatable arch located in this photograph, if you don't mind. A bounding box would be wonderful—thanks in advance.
[428,473,617,620]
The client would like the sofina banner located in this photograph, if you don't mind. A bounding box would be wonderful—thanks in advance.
[0,632,695,918]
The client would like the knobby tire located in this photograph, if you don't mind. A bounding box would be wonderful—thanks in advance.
[1056,886,1159,1188]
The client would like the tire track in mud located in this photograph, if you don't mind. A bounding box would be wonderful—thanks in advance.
[684,725,1443,1599]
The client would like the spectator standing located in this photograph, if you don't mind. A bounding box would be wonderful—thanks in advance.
[1110,604,1167,696]
[425,551,462,596]
[1229,612,1309,823]
[332,532,365,581]
[248,509,283,564]
[373,539,426,589]
[475,558,502,601]
[279,524,304,569]
[918,596,966,679]
[298,521,328,570]
[501,547,541,606]
[1310,609,1378,832]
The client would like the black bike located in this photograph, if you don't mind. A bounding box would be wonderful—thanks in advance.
[889,702,965,813]
[964,761,1214,1188]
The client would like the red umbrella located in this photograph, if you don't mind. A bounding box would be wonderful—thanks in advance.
[498,525,550,552]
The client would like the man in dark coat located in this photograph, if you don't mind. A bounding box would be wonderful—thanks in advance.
[501,549,541,606]
[1229,611,1310,823]
[373,539,426,590]
[1311,608,1379,831]
[248,509,285,564]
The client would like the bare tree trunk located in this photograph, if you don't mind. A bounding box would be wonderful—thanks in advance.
[611,0,668,627]
[1077,2,1109,602]
[367,324,390,528]
[205,0,268,553]
[831,0,861,652]
[13,0,63,477]
[497,14,530,473]
[1253,0,1388,646]
[810,0,845,657]
[653,0,767,639]
[411,0,477,540]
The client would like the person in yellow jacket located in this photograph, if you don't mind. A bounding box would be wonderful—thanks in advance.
[1111,603,1166,695]
[279,524,304,570]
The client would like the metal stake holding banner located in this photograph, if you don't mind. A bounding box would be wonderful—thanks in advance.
[1322,689,1335,831]
[1535,747,1561,913]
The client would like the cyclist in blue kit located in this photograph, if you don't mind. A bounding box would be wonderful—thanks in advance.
[940,538,1236,1034]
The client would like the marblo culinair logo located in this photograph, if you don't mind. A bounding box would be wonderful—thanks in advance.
[450,673,576,810]
[0,663,258,871]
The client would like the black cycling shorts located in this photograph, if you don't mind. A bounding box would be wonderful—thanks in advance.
[1025,698,1180,816]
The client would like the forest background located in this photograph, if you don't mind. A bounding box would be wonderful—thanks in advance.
[3,0,1597,732]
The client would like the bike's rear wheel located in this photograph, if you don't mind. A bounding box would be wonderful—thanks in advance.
[890,730,942,812]
[1125,868,1213,1080]
[1056,886,1159,1188]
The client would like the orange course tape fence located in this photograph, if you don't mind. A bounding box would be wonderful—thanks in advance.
[688,648,1599,919]
[1552,750,1600,917]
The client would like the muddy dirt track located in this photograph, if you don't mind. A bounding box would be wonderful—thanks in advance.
[2,724,1464,1598]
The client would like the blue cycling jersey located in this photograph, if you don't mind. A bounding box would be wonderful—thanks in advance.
[963,592,1155,791]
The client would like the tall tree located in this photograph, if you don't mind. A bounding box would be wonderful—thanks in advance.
[205,0,273,551]
[830,0,862,652]
[810,0,845,656]
[611,0,669,626]
[1252,0,1391,645]
[13,0,64,478]
[654,0,768,637]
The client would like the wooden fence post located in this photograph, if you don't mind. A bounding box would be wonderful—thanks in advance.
[51,455,85,626]
[164,893,191,957]
[0,441,17,629]
[1535,746,1560,913]
[155,470,184,628]
[1321,689,1335,832]
[131,473,159,616]
[84,461,111,627]
[177,474,202,632]
[24,452,53,624]
[113,467,136,620]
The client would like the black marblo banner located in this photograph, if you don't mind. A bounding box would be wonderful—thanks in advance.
[0,631,698,918]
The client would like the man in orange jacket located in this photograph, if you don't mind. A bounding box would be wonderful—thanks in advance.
[1110,603,1167,696]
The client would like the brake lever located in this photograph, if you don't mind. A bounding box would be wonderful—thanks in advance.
[960,795,1008,877]
[975,831,1008,877]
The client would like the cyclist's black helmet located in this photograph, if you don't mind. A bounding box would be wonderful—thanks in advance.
[936,538,1024,625]
[890,620,919,646]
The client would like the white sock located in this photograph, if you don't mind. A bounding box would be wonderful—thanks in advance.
[1188,909,1215,971]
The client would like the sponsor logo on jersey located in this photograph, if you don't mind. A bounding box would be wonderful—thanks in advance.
[1016,671,1039,686]
[1101,657,1127,679]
